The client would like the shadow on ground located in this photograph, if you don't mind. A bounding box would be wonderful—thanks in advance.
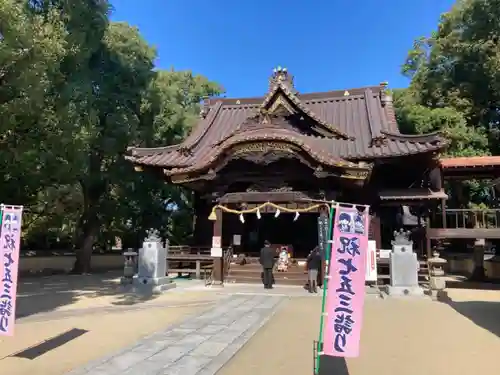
[318,356,349,375]
[446,280,500,290]
[440,293,500,338]
[16,272,162,319]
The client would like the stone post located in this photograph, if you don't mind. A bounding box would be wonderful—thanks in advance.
[428,250,447,300]
[132,229,176,294]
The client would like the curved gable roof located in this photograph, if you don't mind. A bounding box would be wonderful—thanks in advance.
[127,70,445,169]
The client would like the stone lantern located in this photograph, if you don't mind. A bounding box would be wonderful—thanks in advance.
[427,250,447,299]
[121,249,138,285]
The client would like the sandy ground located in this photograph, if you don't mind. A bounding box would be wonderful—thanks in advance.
[0,303,208,375]
[219,289,500,375]
[48,290,215,311]
[16,273,213,317]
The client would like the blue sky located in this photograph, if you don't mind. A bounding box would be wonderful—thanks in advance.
[111,0,456,97]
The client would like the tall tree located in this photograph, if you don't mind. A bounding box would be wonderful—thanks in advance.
[396,0,500,280]
[70,22,156,273]
[0,0,67,204]
[0,1,222,272]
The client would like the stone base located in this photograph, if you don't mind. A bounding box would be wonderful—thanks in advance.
[426,289,449,301]
[120,276,134,286]
[131,276,176,295]
[385,285,425,298]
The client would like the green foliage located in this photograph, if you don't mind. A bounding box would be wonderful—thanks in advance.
[395,0,500,206]
[0,0,222,270]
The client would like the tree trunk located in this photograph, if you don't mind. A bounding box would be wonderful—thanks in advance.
[71,197,100,274]
[72,225,98,274]
[72,151,106,274]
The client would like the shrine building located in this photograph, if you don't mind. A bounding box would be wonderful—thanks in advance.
[126,67,447,273]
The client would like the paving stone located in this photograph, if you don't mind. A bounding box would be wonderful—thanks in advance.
[160,354,212,375]
[255,298,282,309]
[210,329,242,344]
[178,320,211,330]
[68,295,284,375]
[97,351,150,372]
[196,324,226,335]
[216,315,238,326]
[151,345,192,362]
[175,333,210,347]
[190,341,230,358]
[164,327,197,337]
[131,340,172,356]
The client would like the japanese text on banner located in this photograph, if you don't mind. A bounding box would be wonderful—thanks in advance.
[0,207,23,336]
[322,205,369,358]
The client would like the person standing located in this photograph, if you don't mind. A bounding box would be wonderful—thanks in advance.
[306,246,322,293]
[259,240,275,289]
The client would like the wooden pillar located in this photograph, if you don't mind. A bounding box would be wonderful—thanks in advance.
[440,199,447,228]
[212,207,223,285]
[425,217,432,259]
[369,214,382,250]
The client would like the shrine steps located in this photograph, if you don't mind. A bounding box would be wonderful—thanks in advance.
[226,263,308,286]
[225,260,430,286]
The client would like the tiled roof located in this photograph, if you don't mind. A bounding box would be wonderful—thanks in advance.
[440,156,500,168]
[127,70,445,173]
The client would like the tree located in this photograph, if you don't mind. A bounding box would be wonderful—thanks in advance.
[115,70,223,249]
[0,0,68,205]
[0,1,222,272]
[68,22,157,273]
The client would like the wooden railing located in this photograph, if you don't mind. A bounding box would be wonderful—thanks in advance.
[169,245,211,255]
[431,208,500,229]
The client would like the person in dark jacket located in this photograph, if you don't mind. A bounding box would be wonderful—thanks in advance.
[306,246,322,293]
[259,240,275,289]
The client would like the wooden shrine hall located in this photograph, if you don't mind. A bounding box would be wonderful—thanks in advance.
[126,67,448,283]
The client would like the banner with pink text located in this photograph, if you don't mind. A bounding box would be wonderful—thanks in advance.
[322,204,369,358]
[0,205,23,336]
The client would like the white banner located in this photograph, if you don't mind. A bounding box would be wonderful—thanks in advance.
[365,240,378,282]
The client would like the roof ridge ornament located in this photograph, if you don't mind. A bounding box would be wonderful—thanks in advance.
[379,81,392,106]
[269,66,297,94]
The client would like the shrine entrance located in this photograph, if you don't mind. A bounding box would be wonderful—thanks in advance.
[239,212,318,258]
[213,197,330,261]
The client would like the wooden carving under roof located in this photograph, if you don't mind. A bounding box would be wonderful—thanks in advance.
[168,139,372,185]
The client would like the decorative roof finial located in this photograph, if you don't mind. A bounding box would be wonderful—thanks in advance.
[268,66,297,94]
[380,81,392,105]
[199,97,211,118]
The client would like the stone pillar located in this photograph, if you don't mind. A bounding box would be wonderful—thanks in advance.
[212,208,223,285]
[132,229,175,294]
[386,229,424,297]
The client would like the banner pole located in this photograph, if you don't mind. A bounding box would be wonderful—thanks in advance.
[315,202,335,374]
